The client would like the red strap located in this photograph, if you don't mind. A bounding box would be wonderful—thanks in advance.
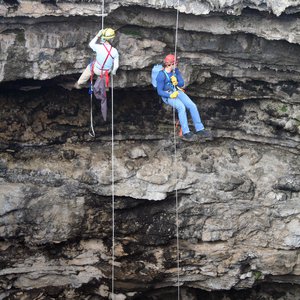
[104,70,109,87]
[176,120,182,137]
[90,61,95,82]
[99,44,113,87]
[91,44,113,87]
[101,44,113,70]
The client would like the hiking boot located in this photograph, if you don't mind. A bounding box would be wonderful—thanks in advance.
[196,129,213,140]
[181,132,197,142]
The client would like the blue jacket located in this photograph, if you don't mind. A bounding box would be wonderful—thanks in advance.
[156,68,184,98]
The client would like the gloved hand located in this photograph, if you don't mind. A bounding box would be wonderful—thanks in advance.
[170,91,179,99]
[111,70,116,75]
[97,29,103,37]
[170,75,178,86]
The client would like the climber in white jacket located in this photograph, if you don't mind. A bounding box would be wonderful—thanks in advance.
[74,28,119,88]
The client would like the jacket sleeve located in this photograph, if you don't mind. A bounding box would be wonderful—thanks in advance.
[156,71,171,98]
[175,68,184,87]
[89,35,99,52]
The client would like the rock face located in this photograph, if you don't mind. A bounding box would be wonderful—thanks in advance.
[0,1,300,299]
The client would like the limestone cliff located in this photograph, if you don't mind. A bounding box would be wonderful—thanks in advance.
[0,1,300,299]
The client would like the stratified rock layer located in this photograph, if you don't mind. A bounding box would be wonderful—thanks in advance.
[0,84,299,299]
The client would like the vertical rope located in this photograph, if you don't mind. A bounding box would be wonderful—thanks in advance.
[174,0,180,65]
[111,74,115,300]
[89,91,95,137]
[101,0,105,30]
[103,1,115,297]
[173,1,180,299]
[89,0,105,137]
[89,63,95,138]
[99,1,115,298]
[173,105,180,300]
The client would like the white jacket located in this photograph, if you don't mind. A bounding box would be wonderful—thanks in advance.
[89,35,119,74]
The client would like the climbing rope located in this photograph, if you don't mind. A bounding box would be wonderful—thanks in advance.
[174,0,180,67]
[88,0,106,137]
[88,63,95,137]
[173,1,180,299]
[97,1,116,298]
[88,1,116,297]
[111,73,115,299]
[96,0,116,297]
[101,0,105,30]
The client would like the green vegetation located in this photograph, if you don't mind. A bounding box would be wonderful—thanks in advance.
[280,105,288,113]
[122,28,142,37]
[253,270,262,281]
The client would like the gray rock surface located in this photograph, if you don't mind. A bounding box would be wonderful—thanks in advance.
[0,84,299,299]
[0,1,300,85]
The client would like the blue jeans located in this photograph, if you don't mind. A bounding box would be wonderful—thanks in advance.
[162,91,204,135]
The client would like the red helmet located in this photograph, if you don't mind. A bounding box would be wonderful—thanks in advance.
[163,54,178,66]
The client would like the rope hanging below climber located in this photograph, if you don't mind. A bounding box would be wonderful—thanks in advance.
[72,0,118,298]
[74,27,119,136]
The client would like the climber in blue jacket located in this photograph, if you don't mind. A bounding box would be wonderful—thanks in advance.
[156,54,211,141]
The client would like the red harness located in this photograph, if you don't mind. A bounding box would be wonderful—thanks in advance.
[90,43,113,87]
